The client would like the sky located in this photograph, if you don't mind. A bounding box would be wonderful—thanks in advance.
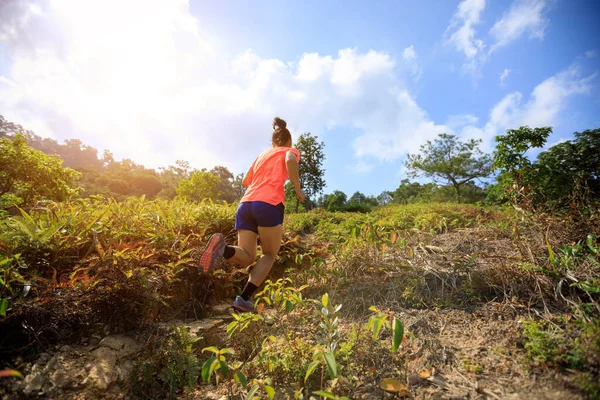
[0,0,599,197]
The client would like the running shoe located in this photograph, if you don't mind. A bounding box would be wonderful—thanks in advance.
[232,295,255,313]
[199,233,226,273]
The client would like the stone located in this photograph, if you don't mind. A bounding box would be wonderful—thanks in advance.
[98,335,140,358]
[49,370,72,389]
[89,334,102,346]
[84,347,118,389]
[183,319,223,337]
[115,360,134,382]
[23,373,44,395]
[212,302,233,315]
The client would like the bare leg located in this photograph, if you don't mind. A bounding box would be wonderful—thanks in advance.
[229,229,257,267]
[249,225,282,286]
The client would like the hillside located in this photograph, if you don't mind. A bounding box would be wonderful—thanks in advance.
[0,200,598,399]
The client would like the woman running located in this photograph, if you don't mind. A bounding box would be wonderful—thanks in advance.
[199,117,305,312]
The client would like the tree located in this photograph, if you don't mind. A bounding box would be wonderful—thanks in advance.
[377,191,393,206]
[287,133,326,212]
[0,134,81,209]
[324,190,347,211]
[492,126,552,207]
[210,165,239,203]
[176,170,220,202]
[535,128,599,207]
[493,126,600,209]
[392,179,423,204]
[405,134,493,203]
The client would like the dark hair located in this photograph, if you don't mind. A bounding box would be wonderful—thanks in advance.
[272,117,291,146]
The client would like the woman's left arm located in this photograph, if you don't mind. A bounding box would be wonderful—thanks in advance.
[242,164,254,188]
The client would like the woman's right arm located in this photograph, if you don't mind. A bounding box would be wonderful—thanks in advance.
[285,151,305,201]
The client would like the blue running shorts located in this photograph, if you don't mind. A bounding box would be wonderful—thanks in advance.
[235,201,285,234]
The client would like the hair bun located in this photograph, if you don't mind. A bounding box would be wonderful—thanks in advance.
[273,117,287,130]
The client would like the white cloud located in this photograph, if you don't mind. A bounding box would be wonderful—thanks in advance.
[349,160,375,174]
[585,50,597,59]
[0,0,594,179]
[489,0,548,53]
[0,0,449,172]
[402,45,422,80]
[446,114,479,128]
[402,45,416,62]
[458,63,595,152]
[499,68,511,86]
[444,0,486,73]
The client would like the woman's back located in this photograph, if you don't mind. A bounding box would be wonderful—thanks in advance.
[241,146,300,205]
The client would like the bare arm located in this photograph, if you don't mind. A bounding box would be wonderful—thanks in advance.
[242,164,254,188]
[286,151,305,201]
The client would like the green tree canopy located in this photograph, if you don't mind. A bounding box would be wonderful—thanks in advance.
[286,132,326,212]
[176,170,220,202]
[324,190,347,211]
[493,126,599,209]
[406,133,493,203]
[0,134,81,209]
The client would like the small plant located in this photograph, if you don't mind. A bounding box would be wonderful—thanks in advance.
[246,377,276,400]
[311,293,342,352]
[227,311,264,337]
[311,390,351,400]
[255,278,308,313]
[131,325,202,399]
[367,306,404,352]
[201,346,245,386]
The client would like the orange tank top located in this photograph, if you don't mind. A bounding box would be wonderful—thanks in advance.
[241,147,301,206]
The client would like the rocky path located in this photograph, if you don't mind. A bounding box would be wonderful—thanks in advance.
[5,303,235,399]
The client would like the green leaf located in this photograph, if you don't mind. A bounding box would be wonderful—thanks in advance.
[219,360,229,378]
[321,293,329,307]
[220,348,235,355]
[0,370,22,379]
[265,385,275,400]
[245,385,259,400]
[372,316,384,339]
[0,299,7,317]
[304,360,320,382]
[201,357,217,382]
[392,318,404,352]
[313,390,336,399]
[202,346,220,355]
[226,321,239,337]
[547,238,556,267]
[234,371,247,387]
[285,300,293,313]
[323,352,337,378]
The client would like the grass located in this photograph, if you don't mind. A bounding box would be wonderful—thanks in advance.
[1,199,599,399]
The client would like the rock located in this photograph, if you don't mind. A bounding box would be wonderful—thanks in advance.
[84,347,118,389]
[23,373,44,395]
[49,370,72,389]
[212,302,233,315]
[89,334,102,346]
[185,319,224,337]
[99,335,140,358]
[115,360,134,382]
[38,353,50,363]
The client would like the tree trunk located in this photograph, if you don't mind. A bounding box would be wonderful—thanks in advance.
[455,184,461,204]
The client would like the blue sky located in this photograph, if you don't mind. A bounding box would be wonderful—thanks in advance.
[1,0,599,197]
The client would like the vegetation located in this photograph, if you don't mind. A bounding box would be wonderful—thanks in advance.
[285,132,326,212]
[405,134,493,203]
[0,115,599,398]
